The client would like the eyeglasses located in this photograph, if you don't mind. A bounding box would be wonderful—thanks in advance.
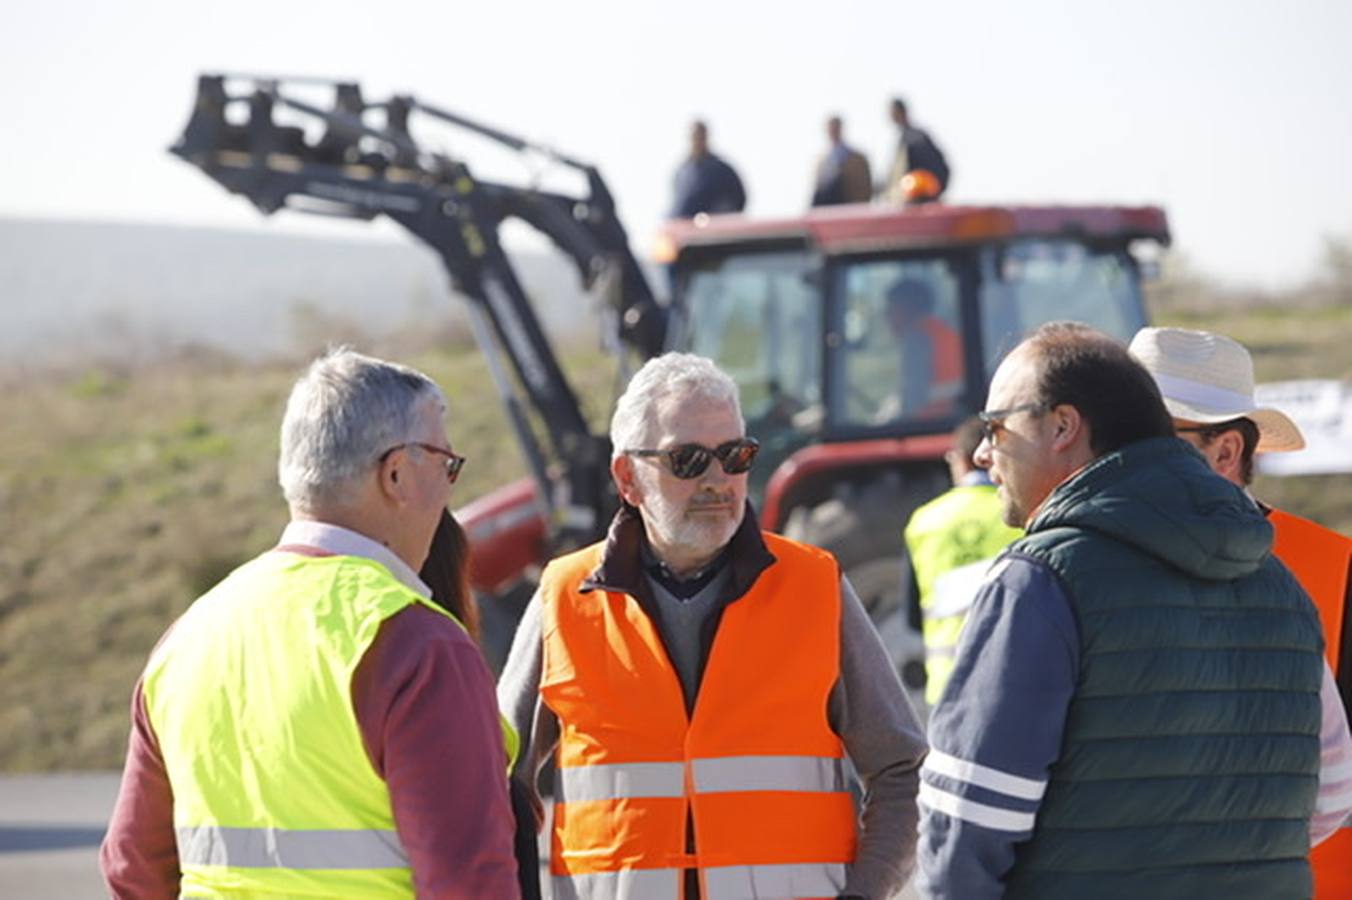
[1174,424,1231,446]
[977,402,1045,443]
[379,442,467,484]
[624,437,760,480]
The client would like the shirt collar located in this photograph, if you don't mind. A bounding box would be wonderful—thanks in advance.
[278,520,431,598]
[638,533,732,597]
[583,501,776,603]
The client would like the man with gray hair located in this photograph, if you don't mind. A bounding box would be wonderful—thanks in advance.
[102,348,520,899]
[499,352,927,900]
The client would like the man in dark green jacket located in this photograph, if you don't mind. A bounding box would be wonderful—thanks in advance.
[917,322,1325,899]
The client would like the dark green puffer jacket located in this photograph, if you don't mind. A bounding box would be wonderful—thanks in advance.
[1007,437,1324,900]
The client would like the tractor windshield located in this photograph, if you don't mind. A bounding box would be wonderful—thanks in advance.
[829,256,968,429]
[977,238,1147,373]
[673,235,1148,484]
[827,238,1146,430]
[677,249,823,497]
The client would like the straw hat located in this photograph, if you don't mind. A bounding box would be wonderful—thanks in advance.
[1128,327,1305,453]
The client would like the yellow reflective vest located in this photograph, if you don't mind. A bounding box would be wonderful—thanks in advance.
[904,482,1022,704]
[143,550,516,898]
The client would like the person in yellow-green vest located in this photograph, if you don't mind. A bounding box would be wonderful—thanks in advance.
[101,348,521,899]
[904,416,1022,706]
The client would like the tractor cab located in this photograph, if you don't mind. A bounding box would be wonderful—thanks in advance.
[660,205,1168,515]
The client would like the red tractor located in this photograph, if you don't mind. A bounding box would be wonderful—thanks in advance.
[174,76,1170,702]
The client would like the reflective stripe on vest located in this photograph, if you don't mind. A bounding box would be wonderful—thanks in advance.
[557,761,685,802]
[704,862,848,900]
[551,868,680,900]
[176,825,408,870]
[551,861,849,900]
[693,754,848,794]
[558,755,849,802]
[540,533,856,899]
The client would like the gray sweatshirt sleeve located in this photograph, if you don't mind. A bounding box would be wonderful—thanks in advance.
[832,575,930,899]
[496,590,560,804]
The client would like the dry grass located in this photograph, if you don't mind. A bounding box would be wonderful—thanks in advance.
[2,356,290,768]
[0,338,616,770]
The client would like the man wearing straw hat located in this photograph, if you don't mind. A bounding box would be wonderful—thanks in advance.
[1130,326,1352,898]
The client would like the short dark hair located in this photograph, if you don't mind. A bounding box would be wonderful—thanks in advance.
[892,97,909,117]
[1191,417,1260,485]
[1024,322,1175,456]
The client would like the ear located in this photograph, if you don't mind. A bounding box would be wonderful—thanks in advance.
[1211,429,1246,483]
[377,449,412,507]
[1048,403,1085,454]
[612,454,644,507]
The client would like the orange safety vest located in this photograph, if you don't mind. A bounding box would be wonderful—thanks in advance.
[920,316,964,415]
[539,533,857,900]
[1268,507,1352,900]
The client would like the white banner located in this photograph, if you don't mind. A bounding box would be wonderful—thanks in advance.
[1254,380,1352,476]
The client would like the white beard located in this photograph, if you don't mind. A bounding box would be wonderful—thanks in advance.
[636,472,743,562]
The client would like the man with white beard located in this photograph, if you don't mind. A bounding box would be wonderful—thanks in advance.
[498,353,927,900]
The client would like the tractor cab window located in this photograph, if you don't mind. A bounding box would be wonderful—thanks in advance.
[978,239,1146,373]
[830,258,965,428]
[678,250,823,490]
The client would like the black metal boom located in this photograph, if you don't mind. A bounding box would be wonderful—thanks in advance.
[172,74,666,543]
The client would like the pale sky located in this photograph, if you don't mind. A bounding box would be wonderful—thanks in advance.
[4,0,1350,289]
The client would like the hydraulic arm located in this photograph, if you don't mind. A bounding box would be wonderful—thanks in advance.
[172,74,666,544]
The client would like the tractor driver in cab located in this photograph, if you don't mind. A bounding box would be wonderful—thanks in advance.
[880,278,963,421]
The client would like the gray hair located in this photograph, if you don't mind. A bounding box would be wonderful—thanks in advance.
[610,353,742,460]
[278,347,446,511]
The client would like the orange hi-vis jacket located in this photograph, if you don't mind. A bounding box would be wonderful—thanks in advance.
[917,316,964,417]
[538,532,857,900]
[1268,507,1352,900]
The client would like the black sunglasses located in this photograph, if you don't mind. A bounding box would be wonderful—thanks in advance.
[976,402,1045,443]
[625,437,760,480]
[379,442,467,484]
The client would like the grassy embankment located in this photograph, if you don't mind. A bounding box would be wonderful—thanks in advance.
[2,298,1349,772]
[0,338,616,771]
